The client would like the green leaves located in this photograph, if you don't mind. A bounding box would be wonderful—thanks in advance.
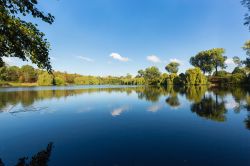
[190,48,227,75]
[0,0,54,72]
[143,66,161,85]
[185,68,207,85]
[165,62,180,74]
[243,40,250,68]
[0,0,54,24]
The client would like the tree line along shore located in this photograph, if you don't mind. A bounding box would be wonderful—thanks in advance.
[0,1,250,87]
[1,42,250,87]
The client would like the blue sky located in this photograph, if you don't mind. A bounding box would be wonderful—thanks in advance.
[4,0,250,76]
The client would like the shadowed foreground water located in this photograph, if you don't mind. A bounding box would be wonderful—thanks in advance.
[0,85,249,166]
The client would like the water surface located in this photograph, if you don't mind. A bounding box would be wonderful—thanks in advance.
[0,85,249,166]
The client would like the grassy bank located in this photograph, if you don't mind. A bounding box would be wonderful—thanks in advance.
[0,81,38,87]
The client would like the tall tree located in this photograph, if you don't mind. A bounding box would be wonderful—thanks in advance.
[20,65,37,82]
[165,62,180,74]
[6,66,20,81]
[137,69,145,77]
[190,50,214,74]
[210,48,227,75]
[190,48,227,75]
[144,66,161,85]
[243,40,250,68]
[0,0,54,72]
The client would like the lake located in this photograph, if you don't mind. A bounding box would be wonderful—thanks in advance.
[0,85,249,166]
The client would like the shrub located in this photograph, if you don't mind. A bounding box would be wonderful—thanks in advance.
[232,67,247,75]
[185,68,207,85]
[213,70,229,77]
[38,72,53,86]
[230,73,247,84]
[160,74,182,86]
[54,77,65,85]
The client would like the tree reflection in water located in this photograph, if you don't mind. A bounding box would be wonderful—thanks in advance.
[185,86,207,103]
[245,115,250,130]
[1,86,250,130]
[0,142,53,166]
[165,85,180,108]
[191,95,227,122]
[137,87,164,102]
[244,96,250,130]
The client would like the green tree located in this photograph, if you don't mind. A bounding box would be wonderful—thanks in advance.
[20,65,37,83]
[0,0,54,71]
[190,48,227,75]
[230,73,247,84]
[167,74,179,85]
[37,72,53,86]
[160,73,168,86]
[137,69,145,78]
[232,67,246,75]
[144,66,161,85]
[213,70,228,77]
[74,76,89,85]
[0,66,7,81]
[54,76,65,85]
[134,77,145,85]
[6,66,20,81]
[185,68,207,85]
[165,62,180,74]
[210,48,227,75]
[190,51,214,74]
[243,40,250,68]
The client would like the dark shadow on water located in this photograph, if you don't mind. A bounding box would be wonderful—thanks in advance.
[0,142,53,166]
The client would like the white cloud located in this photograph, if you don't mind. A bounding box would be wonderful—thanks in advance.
[110,53,129,62]
[147,104,162,113]
[76,56,94,62]
[2,57,14,64]
[147,55,161,63]
[225,58,235,65]
[111,106,129,117]
[225,100,239,109]
[170,58,182,64]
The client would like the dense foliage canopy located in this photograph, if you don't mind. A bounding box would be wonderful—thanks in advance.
[190,48,227,75]
[165,62,180,74]
[0,0,54,72]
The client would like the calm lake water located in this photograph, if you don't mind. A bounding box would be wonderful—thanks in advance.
[0,85,250,166]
